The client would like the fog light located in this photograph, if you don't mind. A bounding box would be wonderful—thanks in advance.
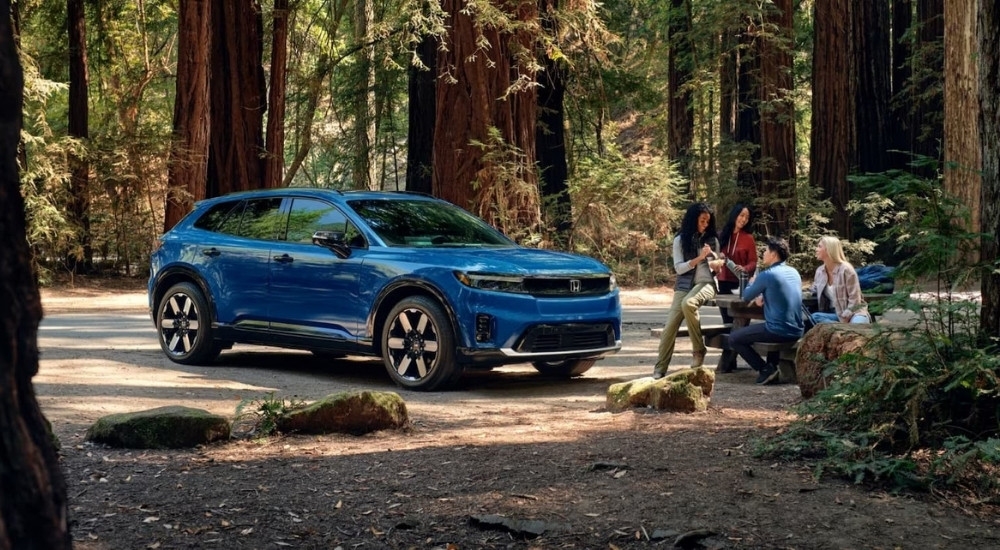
[475,313,493,342]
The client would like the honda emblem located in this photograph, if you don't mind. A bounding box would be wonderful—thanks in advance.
[569,279,581,293]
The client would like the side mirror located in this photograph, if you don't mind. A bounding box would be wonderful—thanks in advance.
[312,230,351,259]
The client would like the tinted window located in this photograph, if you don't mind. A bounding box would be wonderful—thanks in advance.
[193,200,244,233]
[236,198,284,240]
[348,199,511,247]
[284,198,363,246]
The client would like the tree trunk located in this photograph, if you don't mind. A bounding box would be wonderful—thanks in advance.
[667,0,693,183]
[406,35,435,194]
[208,0,266,197]
[889,0,913,170]
[718,29,737,142]
[810,0,855,239]
[979,0,1000,339]
[264,0,289,190]
[353,0,377,190]
[433,0,540,234]
[943,0,981,244]
[67,0,91,272]
[165,0,211,231]
[757,0,796,238]
[911,0,944,169]
[854,0,891,175]
[0,0,72,544]
[536,0,571,242]
[734,16,760,192]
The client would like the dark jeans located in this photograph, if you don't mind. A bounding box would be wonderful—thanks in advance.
[717,280,738,324]
[728,323,799,371]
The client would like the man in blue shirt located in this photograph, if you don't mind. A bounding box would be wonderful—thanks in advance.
[729,237,804,385]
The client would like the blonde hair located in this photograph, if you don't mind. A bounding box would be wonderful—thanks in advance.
[818,236,849,264]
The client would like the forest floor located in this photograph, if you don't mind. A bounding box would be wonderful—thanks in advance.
[35,276,1000,550]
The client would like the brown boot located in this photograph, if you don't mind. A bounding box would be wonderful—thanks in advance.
[691,349,706,368]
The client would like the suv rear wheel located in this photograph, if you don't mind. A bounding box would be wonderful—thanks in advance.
[157,282,221,365]
[381,296,460,391]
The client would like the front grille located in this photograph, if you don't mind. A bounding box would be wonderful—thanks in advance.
[514,323,615,353]
[523,276,610,297]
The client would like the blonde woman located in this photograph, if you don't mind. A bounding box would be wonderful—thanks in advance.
[808,236,870,324]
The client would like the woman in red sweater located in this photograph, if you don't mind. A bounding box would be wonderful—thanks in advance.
[717,203,757,324]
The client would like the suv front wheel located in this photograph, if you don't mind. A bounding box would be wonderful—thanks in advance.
[157,282,221,365]
[381,296,460,391]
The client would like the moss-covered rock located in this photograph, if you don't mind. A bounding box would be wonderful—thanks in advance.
[796,324,880,398]
[606,367,714,413]
[86,406,230,449]
[277,390,408,435]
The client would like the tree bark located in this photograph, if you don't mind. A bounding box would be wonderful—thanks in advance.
[889,0,913,170]
[0,0,72,544]
[943,0,981,242]
[353,0,377,189]
[718,29,737,142]
[810,0,855,239]
[854,0,891,175]
[979,0,1000,339]
[734,16,760,192]
[911,0,944,170]
[433,0,541,234]
[406,35,435,194]
[67,0,91,272]
[165,0,211,231]
[757,0,796,238]
[208,0,266,197]
[667,0,693,183]
[264,0,289,190]
[536,0,571,241]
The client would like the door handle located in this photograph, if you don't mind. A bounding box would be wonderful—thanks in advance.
[202,248,220,257]
[273,254,294,264]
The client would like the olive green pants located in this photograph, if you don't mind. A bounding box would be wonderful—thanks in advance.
[653,282,717,376]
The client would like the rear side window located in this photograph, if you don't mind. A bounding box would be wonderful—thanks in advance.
[284,198,363,245]
[237,198,285,240]
[193,200,244,233]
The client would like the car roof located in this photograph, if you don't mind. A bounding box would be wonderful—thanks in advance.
[193,188,439,207]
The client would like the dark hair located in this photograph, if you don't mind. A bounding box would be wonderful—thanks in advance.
[678,202,718,258]
[719,203,754,249]
[766,237,791,262]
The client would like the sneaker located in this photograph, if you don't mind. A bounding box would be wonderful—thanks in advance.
[756,364,779,385]
[691,349,706,368]
[652,370,666,380]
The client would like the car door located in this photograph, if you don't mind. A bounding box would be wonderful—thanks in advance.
[267,197,366,343]
[190,197,283,330]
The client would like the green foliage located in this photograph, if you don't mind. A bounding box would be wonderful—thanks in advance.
[568,154,685,287]
[757,164,1000,499]
[233,392,305,439]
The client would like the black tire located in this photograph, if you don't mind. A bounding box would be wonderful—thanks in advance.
[381,296,460,391]
[156,282,220,365]
[531,359,596,377]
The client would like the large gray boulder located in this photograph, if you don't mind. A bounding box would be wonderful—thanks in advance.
[86,405,230,449]
[606,367,715,413]
[277,390,408,435]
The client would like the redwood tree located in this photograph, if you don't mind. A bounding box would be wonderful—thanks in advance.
[207,0,266,197]
[165,0,211,231]
[536,0,571,239]
[810,0,855,239]
[67,0,91,271]
[406,35,435,194]
[980,0,1000,338]
[756,0,796,237]
[667,0,693,183]
[264,0,289,190]
[433,0,541,234]
[1,0,72,544]
[943,0,981,242]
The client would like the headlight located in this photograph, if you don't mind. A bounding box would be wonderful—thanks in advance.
[609,273,618,291]
[454,272,527,293]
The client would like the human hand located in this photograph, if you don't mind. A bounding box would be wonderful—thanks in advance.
[753,296,764,307]
[700,244,712,259]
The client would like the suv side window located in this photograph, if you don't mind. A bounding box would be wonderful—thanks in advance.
[193,200,244,233]
[236,198,284,240]
[285,198,364,246]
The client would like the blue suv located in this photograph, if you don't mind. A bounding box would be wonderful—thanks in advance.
[148,188,621,390]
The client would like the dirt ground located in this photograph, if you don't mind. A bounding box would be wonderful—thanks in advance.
[35,277,1000,549]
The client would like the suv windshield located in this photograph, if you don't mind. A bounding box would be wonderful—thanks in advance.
[348,199,513,247]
